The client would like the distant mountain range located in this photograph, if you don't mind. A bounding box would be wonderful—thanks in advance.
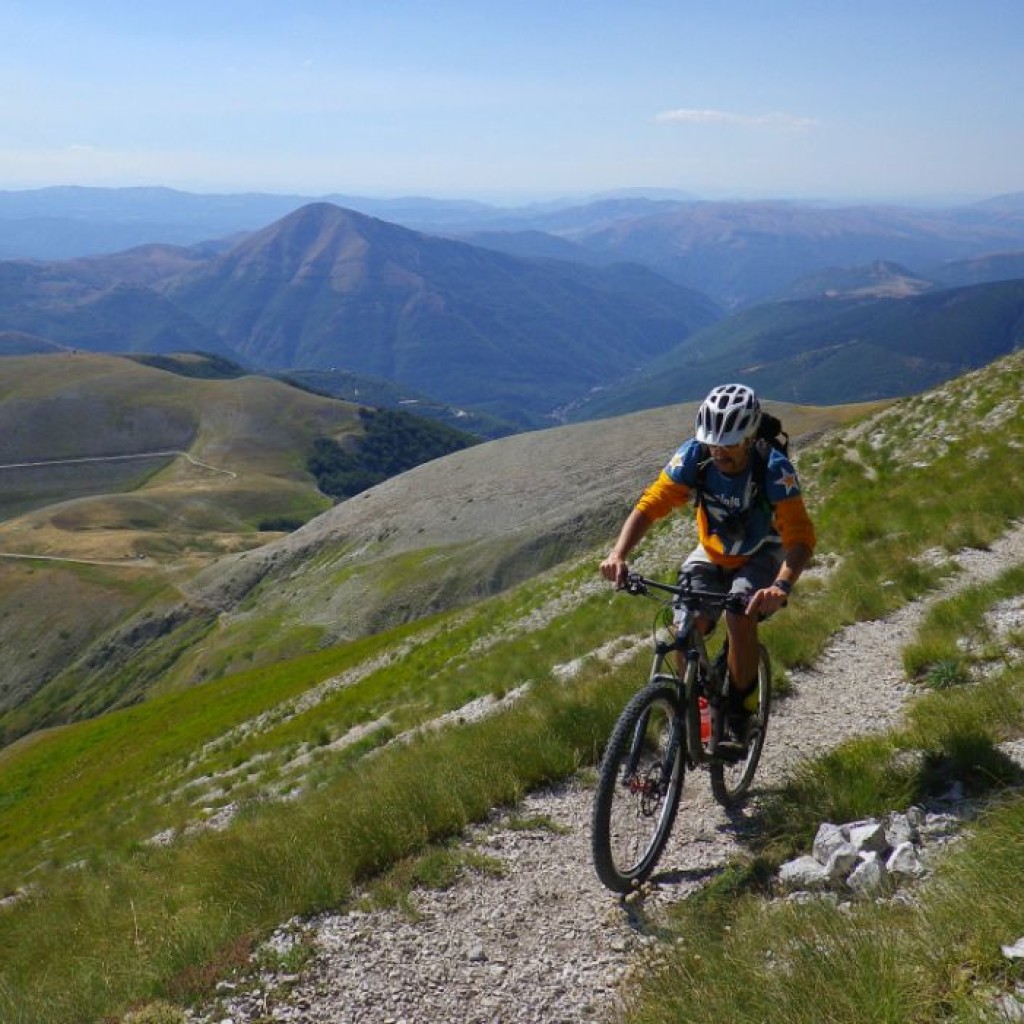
[164,204,719,421]
[547,200,1024,307]
[4,185,1024,308]
[0,203,719,423]
[3,189,1024,423]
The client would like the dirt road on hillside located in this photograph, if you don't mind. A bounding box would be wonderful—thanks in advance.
[190,522,1024,1024]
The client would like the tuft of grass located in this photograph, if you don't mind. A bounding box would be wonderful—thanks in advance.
[926,658,970,690]
[903,564,1024,680]
[503,814,571,835]
[124,1001,188,1024]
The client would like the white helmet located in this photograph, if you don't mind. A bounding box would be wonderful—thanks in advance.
[695,383,761,447]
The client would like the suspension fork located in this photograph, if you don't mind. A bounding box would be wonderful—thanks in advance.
[624,706,652,777]
[623,657,683,785]
[680,652,706,763]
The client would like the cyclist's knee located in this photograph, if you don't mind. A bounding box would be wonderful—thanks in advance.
[725,609,757,640]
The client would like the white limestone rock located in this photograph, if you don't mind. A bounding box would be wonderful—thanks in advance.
[812,823,847,864]
[847,820,889,855]
[779,855,831,890]
[886,841,927,880]
[847,852,889,894]
[824,843,860,882]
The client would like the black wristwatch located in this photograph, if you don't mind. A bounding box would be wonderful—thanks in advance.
[773,578,793,595]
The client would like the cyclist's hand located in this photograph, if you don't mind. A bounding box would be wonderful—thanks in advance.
[600,553,629,588]
[747,583,788,618]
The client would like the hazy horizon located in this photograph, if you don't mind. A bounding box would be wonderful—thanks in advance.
[0,181,1015,211]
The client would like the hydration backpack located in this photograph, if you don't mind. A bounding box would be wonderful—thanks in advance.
[753,411,789,459]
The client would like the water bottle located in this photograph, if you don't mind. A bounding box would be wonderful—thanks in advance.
[699,696,711,744]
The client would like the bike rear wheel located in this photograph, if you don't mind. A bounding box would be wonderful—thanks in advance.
[710,645,772,806]
[591,681,686,893]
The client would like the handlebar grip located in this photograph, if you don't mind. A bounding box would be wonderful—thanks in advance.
[622,572,647,595]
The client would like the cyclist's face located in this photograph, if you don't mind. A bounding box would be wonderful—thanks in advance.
[709,440,751,474]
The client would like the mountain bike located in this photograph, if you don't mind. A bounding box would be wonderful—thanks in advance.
[590,571,772,893]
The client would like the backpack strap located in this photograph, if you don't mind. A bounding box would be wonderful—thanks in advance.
[692,442,713,507]
[749,441,773,513]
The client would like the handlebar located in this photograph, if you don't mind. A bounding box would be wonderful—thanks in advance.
[621,571,750,615]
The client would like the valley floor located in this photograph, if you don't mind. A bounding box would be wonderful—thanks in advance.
[188,521,1024,1024]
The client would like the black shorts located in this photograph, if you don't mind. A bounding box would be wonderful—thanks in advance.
[675,544,783,625]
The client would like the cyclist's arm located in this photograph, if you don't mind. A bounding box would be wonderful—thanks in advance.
[775,540,813,590]
[600,509,653,586]
[774,494,816,554]
[747,537,814,618]
[601,471,692,585]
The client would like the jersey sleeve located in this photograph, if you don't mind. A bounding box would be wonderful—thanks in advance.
[764,449,816,551]
[764,448,804,504]
[635,470,691,522]
[633,438,701,522]
[774,495,816,552]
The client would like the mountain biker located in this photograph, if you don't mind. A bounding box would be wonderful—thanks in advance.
[599,383,816,745]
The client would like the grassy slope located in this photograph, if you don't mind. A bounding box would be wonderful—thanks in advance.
[0,352,352,528]
[104,399,871,702]
[0,351,1021,1021]
[0,353,370,729]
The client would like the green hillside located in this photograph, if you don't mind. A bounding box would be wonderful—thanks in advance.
[568,277,1024,417]
[44,401,866,728]
[0,353,477,735]
[0,350,1021,1022]
[0,387,866,744]
[0,352,347,522]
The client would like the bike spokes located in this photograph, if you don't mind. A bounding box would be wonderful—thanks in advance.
[592,685,685,892]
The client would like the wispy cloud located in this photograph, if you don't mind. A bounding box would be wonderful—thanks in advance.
[654,108,818,132]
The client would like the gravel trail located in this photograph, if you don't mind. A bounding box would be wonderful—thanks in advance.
[194,522,1024,1024]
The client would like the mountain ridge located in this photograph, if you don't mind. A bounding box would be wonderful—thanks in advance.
[5,193,1024,428]
[567,276,1024,417]
[146,203,723,419]
[5,186,1024,305]
[0,202,722,423]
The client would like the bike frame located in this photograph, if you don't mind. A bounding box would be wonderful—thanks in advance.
[628,574,737,768]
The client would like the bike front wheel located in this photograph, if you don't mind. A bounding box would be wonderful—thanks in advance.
[710,644,772,806]
[591,681,686,893]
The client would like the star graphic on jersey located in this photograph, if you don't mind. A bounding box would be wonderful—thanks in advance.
[779,470,799,494]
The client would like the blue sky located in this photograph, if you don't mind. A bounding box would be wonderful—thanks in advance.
[2,0,1021,204]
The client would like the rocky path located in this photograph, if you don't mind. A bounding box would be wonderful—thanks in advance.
[193,523,1024,1024]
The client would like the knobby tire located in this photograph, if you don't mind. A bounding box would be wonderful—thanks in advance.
[591,681,685,893]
